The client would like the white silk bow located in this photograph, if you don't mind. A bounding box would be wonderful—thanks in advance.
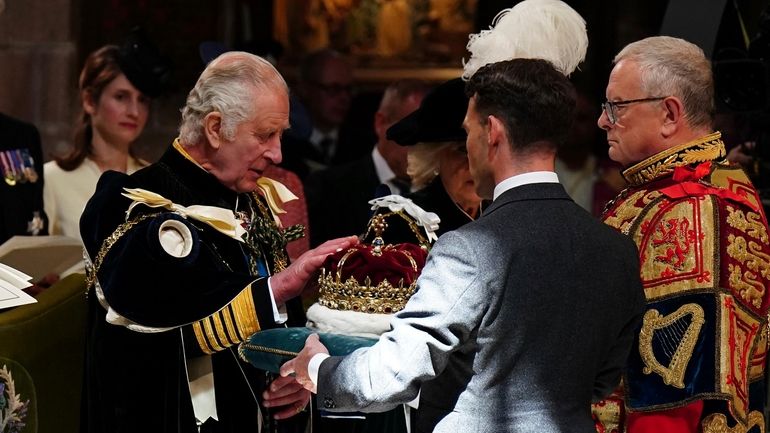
[122,188,247,242]
[369,194,441,242]
[255,177,298,226]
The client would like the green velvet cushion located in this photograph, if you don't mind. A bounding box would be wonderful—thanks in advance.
[238,327,376,374]
[0,273,87,433]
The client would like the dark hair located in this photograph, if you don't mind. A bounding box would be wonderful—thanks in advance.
[56,45,123,171]
[465,58,576,153]
[57,30,168,171]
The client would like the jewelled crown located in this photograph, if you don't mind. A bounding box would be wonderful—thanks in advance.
[317,207,432,314]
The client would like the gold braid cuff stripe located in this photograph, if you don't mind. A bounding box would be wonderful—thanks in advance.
[192,285,261,354]
[623,132,726,186]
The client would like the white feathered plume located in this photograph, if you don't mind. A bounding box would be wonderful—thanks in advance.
[462,0,588,80]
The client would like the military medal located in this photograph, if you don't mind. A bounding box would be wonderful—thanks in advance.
[18,149,38,183]
[8,150,27,183]
[0,151,16,186]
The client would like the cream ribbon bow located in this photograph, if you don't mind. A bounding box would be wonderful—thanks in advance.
[369,195,441,242]
[255,177,299,226]
[122,188,247,242]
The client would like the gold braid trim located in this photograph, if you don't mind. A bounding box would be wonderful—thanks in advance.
[192,322,214,355]
[191,284,262,354]
[201,317,225,352]
[211,311,232,346]
[702,410,765,433]
[638,303,705,388]
[85,212,162,295]
[231,284,261,340]
[622,132,726,186]
[220,308,240,344]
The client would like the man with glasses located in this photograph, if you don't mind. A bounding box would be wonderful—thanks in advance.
[281,49,359,178]
[593,36,770,433]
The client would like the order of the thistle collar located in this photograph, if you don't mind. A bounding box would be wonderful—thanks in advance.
[240,193,289,265]
[621,132,725,187]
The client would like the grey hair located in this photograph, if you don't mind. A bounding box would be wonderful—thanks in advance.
[378,79,430,123]
[179,51,288,145]
[407,142,457,189]
[615,36,714,129]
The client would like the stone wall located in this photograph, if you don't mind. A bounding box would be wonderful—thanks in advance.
[0,0,78,161]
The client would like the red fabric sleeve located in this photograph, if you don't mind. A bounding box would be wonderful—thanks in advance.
[626,400,704,433]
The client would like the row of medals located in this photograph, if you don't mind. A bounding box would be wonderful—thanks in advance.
[1,148,38,185]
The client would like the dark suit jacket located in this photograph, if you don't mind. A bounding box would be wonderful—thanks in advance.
[317,182,645,433]
[0,113,47,243]
[280,128,375,180]
[305,155,380,247]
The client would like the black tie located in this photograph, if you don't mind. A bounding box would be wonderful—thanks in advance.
[318,137,334,164]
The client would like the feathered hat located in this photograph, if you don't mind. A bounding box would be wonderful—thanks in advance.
[462,0,588,80]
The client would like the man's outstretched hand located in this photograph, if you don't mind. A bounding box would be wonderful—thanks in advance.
[271,236,358,304]
[279,334,329,394]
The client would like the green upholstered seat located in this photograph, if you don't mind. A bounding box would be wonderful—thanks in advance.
[0,273,87,433]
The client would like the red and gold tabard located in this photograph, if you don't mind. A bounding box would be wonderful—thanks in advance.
[592,132,770,433]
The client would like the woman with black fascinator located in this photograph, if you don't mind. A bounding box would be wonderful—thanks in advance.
[44,28,170,241]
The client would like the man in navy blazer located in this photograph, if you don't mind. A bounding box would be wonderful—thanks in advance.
[273,59,645,433]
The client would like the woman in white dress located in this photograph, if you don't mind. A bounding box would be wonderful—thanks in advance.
[44,31,168,241]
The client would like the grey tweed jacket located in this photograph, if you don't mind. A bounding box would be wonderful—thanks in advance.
[317,182,645,433]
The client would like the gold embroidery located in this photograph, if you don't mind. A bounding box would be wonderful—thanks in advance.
[728,264,766,309]
[623,132,725,186]
[710,166,762,212]
[639,303,705,388]
[718,294,762,422]
[727,234,770,309]
[603,190,660,234]
[192,321,214,355]
[750,327,767,381]
[702,410,764,433]
[211,311,232,346]
[727,206,769,243]
[636,197,717,300]
[651,216,696,271]
[590,398,621,433]
[220,308,240,345]
[201,317,225,352]
[232,285,261,338]
[727,235,770,279]
[85,212,162,294]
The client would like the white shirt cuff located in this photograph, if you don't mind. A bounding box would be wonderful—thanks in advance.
[266,277,288,324]
[309,353,330,387]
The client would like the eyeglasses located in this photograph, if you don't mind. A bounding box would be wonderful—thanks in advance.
[601,96,667,124]
[310,81,353,97]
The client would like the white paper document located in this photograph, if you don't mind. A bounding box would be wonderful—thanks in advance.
[0,262,36,309]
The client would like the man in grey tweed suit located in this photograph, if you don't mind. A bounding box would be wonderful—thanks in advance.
[276,59,645,433]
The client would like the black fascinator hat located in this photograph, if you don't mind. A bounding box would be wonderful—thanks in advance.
[117,27,172,98]
[386,77,469,146]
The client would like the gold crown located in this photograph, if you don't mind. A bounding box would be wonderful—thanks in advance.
[317,213,428,314]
